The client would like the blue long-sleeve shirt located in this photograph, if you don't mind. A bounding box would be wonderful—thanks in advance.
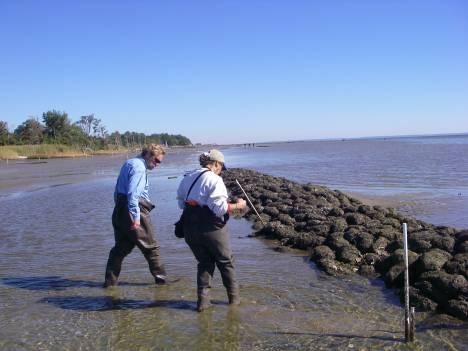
[114,156,150,222]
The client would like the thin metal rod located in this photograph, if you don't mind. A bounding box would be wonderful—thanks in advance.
[410,307,415,342]
[235,179,266,225]
[403,223,411,342]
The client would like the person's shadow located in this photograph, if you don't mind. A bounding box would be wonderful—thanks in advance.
[1,276,222,312]
[38,295,196,312]
[1,276,149,291]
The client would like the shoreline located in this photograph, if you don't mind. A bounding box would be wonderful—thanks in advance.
[0,144,196,160]
[0,155,456,221]
[0,148,127,160]
[343,191,403,209]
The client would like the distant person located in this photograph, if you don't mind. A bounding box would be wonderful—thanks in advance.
[177,149,247,312]
[104,144,168,287]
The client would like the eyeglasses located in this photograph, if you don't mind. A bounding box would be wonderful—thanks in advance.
[153,156,162,164]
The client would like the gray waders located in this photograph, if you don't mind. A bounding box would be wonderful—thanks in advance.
[182,205,240,311]
[104,195,166,287]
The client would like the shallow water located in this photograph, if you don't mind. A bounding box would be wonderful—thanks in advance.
[226,136,468,229]
[0,137,467,350]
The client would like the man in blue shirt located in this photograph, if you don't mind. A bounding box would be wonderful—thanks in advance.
[104,144,167,287]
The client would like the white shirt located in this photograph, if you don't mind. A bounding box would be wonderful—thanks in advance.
[177,168,228,218]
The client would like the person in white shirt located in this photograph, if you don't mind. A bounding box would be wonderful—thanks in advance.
[177,149,246,312]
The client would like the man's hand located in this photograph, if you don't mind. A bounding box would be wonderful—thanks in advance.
[128,211,141,230]
[130,219,141,230]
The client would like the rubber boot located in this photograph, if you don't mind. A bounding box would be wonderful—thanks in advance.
[154,275,167,285]
[197,288,211,312]
[227,287,240,305]
[103,272,118,288]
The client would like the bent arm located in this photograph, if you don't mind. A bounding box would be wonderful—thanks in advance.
[176,180,186,209]
[207,179,229,217]
[127,166,146,222]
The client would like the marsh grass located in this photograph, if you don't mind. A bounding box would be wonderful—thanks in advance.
[0,144,85,159]
[0,144,131,159]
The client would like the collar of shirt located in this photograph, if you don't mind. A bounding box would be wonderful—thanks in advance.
[137,156,150,170]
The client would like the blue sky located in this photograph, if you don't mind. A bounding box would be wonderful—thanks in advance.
[0,1,467,144]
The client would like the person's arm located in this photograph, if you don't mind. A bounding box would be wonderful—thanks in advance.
[206,178,228,217]
[206,176,248,217]
[176,177,187,209]
[127,164,146,228]
[208,180,247,217]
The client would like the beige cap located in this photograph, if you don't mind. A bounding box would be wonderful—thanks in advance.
[205,149,227,170]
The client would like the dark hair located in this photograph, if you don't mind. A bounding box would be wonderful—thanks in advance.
[199,152,215,167]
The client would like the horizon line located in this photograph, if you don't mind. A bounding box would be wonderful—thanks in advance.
[218,131,468,146]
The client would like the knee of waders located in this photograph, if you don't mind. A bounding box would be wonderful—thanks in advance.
[111,245,132,257]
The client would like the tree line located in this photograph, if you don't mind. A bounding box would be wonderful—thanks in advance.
[0,111,192,149]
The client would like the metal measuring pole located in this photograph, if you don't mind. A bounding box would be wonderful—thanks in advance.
[235,179,266,225]
[403,223,415,342]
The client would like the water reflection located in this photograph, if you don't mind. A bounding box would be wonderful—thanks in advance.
[39,295,195,312]
[192,308,241,351]
[272,331,404,343]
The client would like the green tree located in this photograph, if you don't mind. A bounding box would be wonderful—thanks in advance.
[42,110,72,143]
[67,124,89,148]
[146,132,191,146]
[76,114,95,136]
[92,118,102,136]
[108,131,121,149]
[14,118,44,144]
[0,120,9,145]
[122,131,132,148]
[172,134,191,146]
